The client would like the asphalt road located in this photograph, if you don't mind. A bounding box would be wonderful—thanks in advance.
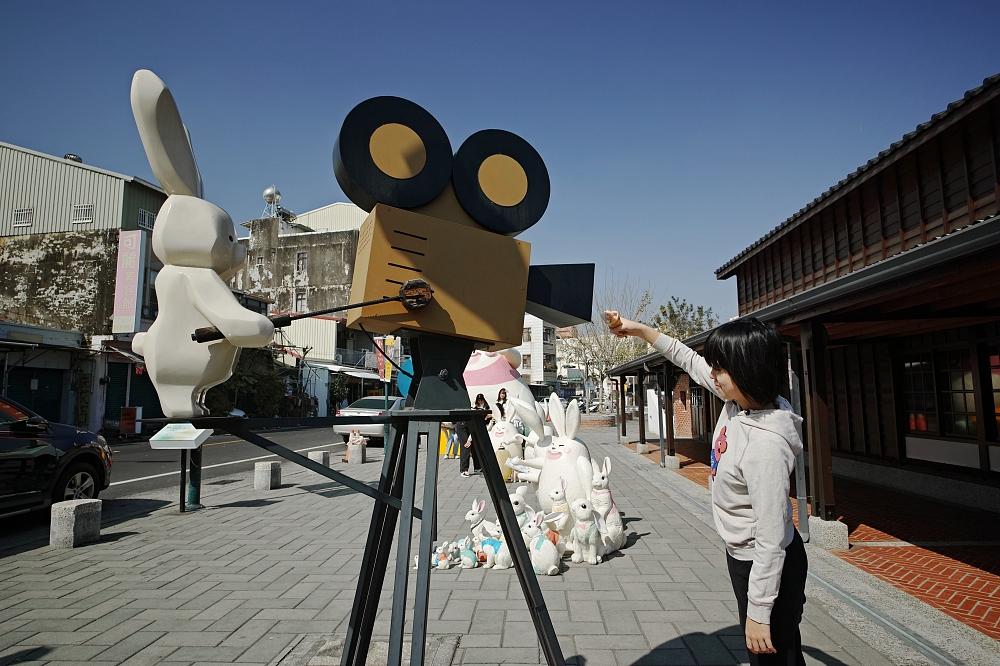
[101,427,350,500]
[0,427,355,540]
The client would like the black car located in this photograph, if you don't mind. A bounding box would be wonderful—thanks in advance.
[0,395,113,518]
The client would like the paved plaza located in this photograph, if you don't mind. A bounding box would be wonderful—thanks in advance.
[1,425,998,666]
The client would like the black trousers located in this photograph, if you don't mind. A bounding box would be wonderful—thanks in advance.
[459,433,480,473]
[726,530,807,666]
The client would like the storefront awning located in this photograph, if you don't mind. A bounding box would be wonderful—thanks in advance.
[345,370,381,381]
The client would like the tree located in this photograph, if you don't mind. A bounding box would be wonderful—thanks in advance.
[561,270,656,412]
[651,296,721,340]
[204,347,288,418]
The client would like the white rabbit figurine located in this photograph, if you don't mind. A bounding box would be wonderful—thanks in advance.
[590,457,625,553]
[491,405,524,481]
[434,542,453,570]
[546,477,572,545]
[509,395,594,513]
[128,70,273,417]
[569,497,608,565]
[464,499,498,548]
[479,535,512,570]
[521,511,561,576]
[457,538,478,569]
[509,486,533,529]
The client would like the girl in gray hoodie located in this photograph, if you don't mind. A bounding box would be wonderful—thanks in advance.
[608,312,807,665]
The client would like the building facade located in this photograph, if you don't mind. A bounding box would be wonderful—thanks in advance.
[515,313,558,391]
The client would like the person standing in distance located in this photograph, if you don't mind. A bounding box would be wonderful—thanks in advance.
[458,394,491,477]
[607,310,807,665]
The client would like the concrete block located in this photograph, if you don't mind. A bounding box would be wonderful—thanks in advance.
[662,455,680,469]
[254,461,281,490]
[808,516,849,550]
[308,451,331,467]
[50,499,102,548]
[347,443,366,464]
[636,442,649,455]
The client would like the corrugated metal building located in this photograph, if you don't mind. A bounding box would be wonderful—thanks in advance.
[1,142,165,237]
[289,202,367,233]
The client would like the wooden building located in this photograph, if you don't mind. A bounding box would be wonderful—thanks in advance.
[611,73,1000,517]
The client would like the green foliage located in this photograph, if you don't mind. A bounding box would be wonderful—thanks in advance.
[203,348,288,418]
[651,296,721,340]
[329,372,350,403]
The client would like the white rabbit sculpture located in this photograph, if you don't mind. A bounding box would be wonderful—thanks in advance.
[545,477,572,546]
[509,395,594,513]
[464,499,497,549]
[569,497,608,565]
[509,486,533,529]
[590,457,625,553]
[521,511,561,576]
[128,70,273,417]
[491,405,524,481]
[457,538,478,569]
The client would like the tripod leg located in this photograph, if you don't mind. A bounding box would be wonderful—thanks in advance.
[341,424,405,666]
[387,420,422,666]
[470,417,566,666]
[410,422,441,666]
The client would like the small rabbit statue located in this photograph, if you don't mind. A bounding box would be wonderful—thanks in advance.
[434,542,453,570]
[480,537,512,570]
[464,499,498,549]
[446,541,461,564]
[509,486,533,529]
[569,497,608,565]
[590,457,625,553]
[509,395,594,513]
[546,477,572,544]
[491,405,524,481]
[457,537,479,569]
[128,70,273,417]
[521,511,561,576]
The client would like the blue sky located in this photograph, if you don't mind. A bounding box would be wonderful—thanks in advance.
[3,1,998,320]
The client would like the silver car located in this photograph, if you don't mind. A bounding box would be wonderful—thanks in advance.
[333,396,404,443]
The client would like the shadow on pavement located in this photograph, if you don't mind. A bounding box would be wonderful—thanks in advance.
[0,646,51,665]
[573,626,854,666]
[0,497,170,559]
[216,499,282,508]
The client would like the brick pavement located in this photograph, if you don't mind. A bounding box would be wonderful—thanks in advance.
[0,425,976,666]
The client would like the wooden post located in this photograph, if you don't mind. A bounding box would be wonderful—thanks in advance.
[637,369,646,449]
[664,368,675,457]
[618,376,627,437]
[800,320,836,521]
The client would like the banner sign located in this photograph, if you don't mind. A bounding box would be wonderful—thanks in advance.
[374,336,387,382]
[374,335,397,383]
[112,230,147,333]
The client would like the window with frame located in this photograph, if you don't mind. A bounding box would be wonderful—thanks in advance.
[903,353,937,433]
[137,208,156,230]
[296,252,308,273]
[256,256,264,267]
[543,353,556,372]
[72,204,94,224]
[294,290,307,313]
[543,327,555,343]
[986,344,999,440]
[522,354,531,368]
[936,349,977,437]
[521,374,531,384]
[522,327,531,342]
[12,208,33,227]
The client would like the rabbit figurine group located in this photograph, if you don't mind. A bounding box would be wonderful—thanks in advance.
[128,70,273,417]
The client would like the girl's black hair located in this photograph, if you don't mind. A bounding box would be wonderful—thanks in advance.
[474,393,488,408]
[703,317,784,407]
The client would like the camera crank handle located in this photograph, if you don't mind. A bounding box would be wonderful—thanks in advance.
[191,313,293,343]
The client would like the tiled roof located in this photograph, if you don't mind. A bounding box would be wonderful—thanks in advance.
[715,72,1000,279]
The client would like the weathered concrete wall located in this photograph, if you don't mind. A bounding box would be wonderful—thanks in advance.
[0,229,117,335]
[234,217,358,314]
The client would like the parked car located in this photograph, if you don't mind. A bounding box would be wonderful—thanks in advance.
[0,395,113,519]
[333,396,404,445]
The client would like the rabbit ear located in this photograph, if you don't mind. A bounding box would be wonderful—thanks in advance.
[548,394,566,438]
[566,400,581,439]
[511,398,543,436]
[535,513,545,527]
[604,457,611,475]
[130,70,203,198]
[516,486,527,498]
[534,401,547,423]
[561,476,567,491]
[592,459,600,476]
[477,499,485,514]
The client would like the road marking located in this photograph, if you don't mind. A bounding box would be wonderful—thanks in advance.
[109,443,342,486]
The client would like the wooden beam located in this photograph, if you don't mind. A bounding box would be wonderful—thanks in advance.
[936,138,950,235]
[895,164,907,252]
[800,321,836,520]
[961,123,976,223]
[988,102,1000,208]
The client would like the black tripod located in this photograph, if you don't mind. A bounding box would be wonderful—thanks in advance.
[176,332,564,666]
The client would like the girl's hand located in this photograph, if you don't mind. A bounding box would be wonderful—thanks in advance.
[604,311,659,344]
[745,618,775,654]
[464,441,472,449]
